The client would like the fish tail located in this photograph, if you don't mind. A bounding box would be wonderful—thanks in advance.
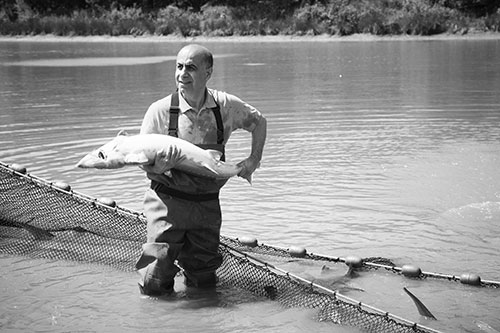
[403,287,437,320]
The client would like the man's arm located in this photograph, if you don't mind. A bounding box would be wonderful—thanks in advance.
[237,116,267,181]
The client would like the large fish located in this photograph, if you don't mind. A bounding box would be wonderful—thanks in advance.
[76,131,250,183]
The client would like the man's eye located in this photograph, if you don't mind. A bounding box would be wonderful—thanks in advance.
[177,64,196,71]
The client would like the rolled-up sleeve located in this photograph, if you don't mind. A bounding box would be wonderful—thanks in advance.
[222,92,263,133]
[140,97,170,135]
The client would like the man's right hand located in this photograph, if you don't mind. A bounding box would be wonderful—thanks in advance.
[141,146,185,175]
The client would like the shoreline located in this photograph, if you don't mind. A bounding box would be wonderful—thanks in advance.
[1,32,500,43]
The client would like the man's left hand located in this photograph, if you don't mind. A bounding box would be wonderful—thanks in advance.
[237,155,260,181]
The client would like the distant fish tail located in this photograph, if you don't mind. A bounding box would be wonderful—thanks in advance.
[404,287,437,320]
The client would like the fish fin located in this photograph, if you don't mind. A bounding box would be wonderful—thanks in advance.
[202,162,219,175]
[117,129,129,136]
[244,173,252,184]
[206,149,223,162]
[124,152,149,165]
[345,265,357,278]
[403,287,437,320]
[238,170,252,184]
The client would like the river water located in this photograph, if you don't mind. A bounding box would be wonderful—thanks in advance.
[0,38,499,332]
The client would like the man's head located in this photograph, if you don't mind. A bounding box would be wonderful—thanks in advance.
[175,44,213,99]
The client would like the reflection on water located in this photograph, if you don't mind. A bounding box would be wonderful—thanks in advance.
[1,39,500,333]
[1,53,236,67]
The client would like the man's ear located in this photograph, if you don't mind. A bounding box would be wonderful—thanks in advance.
[206,67,213,81]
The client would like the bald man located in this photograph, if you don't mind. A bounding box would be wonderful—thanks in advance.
[136,44,267,296]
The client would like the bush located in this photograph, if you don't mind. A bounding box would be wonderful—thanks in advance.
[155,6,200,36]
[387,0,456,35]
[0,1,498,37]
[199,6,233,36]
[334,4,361,35]
[103,6,153,35]
[485,9,500,31]
[357,6,386,34]
[292,4,331,35]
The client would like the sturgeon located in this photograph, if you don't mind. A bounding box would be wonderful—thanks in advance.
[76,131,250,183]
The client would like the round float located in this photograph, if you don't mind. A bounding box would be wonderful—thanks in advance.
[10,163,27,174]
[289,246,307,258]
[239,236,258,248]
[460,273,481,286]
[53,181,71,192]
[401,264,422,278]
[98,197,117,208]
[344,255,363,268]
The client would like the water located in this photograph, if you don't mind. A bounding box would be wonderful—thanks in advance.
[1,38,500,332]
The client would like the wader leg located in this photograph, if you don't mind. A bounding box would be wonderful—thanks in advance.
[135,242,182,296]
[179,227,222,289]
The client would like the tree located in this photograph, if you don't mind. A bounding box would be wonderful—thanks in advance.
[0,0,18,21]
[433,0,500,17]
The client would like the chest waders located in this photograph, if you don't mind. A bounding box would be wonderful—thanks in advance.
[150,91,226,202]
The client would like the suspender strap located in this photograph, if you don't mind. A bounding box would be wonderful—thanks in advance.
[159,92,224,202]
[151,180,219,202]
[212,104,224,145]
[168,92,180,137]
[168,91,224,144]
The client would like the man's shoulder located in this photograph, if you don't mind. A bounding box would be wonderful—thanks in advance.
[148,94,173,113]
[209,88,242,106]
[151,95,172,108]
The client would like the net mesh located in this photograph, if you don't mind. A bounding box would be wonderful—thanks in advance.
[0,161,440,333]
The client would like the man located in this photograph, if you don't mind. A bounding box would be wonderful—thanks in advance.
[135,44,267,296]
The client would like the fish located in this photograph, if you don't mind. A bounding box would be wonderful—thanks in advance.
[1,218,55,240]
[76,131,250,183]
[403,287,437,320]
[311,265,365,293]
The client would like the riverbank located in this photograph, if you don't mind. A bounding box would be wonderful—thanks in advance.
[1,31,500,43]
[2,2,499,40]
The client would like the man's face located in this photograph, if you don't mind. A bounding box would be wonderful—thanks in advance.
[175,47,212,98]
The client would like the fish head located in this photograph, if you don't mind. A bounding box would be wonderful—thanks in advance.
[76,137,127,169]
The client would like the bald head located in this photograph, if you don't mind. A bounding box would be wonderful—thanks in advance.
[177,44,213,70]
[175,44,214,107]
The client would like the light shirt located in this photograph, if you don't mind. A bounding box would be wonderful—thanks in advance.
[141,88,262,144]
[140,88,263,193]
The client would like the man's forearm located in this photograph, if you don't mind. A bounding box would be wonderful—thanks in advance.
[250,117,267,161]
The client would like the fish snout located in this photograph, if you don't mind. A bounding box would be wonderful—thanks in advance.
[75,154,102,168]
[75,156,90,168]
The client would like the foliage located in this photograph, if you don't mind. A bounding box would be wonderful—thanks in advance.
[1,0,499,37]
[155,5,199,36]
[431,0,499,17]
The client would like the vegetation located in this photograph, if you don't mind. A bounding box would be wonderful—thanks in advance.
[1,0,499,37]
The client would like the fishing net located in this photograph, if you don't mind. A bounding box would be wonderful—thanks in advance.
[0,161,440,333]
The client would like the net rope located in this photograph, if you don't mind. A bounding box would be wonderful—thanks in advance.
[221,236,500,289]
[0,161,443,333]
